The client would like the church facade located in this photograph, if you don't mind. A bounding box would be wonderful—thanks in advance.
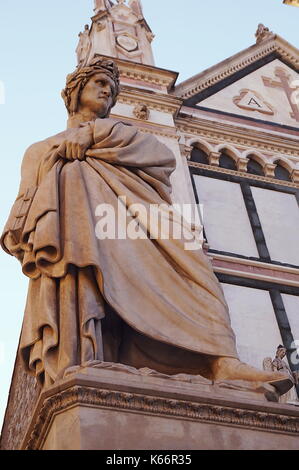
[175,28,299,391]
[1,0,299,450]
[93,1,299,387]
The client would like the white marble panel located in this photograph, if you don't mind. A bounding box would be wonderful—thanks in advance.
[222,284,283,369]
[251,187,299,266]
[194,176,259,256]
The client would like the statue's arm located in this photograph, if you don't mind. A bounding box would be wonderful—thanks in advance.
[1,136,63,256]
[1,142,45,257]
[89,118,176,171]
[54,123,94,161]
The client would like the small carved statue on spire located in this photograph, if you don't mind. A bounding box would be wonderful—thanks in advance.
[255,24,275,44]
[263,345,298,403]
[76,24,91,66]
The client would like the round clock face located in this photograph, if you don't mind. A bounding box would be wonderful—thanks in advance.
[116,34,138,52]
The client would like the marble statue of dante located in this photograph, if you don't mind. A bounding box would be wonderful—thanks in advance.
[1,57,288,390]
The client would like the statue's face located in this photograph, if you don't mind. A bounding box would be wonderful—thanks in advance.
[277,348,286,359]
[79,72,115,118]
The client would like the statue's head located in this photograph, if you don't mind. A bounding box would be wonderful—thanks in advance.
[62,55,120,118]
[276,344,287,359]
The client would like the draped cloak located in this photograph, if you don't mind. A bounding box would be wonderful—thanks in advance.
[1,118,238,385]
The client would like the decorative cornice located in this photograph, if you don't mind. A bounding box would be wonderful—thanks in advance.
[177,43,277,98]
[118,87,183,115]
[212,263,299,289]
[110,113,179,140]
[211,253,299,276]
[24,384,299,449]
[188,161,299,188]
[113,57,178,90]
[174,36,299,99]
[177,118,299,159]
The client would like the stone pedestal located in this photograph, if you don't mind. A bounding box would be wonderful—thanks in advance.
[19,363,299,450]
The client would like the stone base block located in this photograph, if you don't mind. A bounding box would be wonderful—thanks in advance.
[22,363,299,450]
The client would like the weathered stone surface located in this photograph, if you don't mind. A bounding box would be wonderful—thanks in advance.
[0,355,41,451]
[18,365,299,450]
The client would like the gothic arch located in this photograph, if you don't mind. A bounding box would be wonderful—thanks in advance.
[272,157,294,174]
[215,144,241,163]
[273,158,293,182]
[186,137,214,155]
[242,150,267,168]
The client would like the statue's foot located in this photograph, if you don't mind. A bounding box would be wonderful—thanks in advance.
[212,357,293,395]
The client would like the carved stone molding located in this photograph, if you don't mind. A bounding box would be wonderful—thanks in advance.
[174,37,299,100]
[188,161,299,188]
[264,163,277,178]
[237,158,249,172]
[175,43,277,99]
[184,131,299,176]
[118,88,183,116]
[291,169,299,183]
[176,118,299,158]
[23,382,299,450]
[115,59,178,90]
[110,113,179,140]
[180,144,193,159]
[208,151,221,166]
[133,103,150,120]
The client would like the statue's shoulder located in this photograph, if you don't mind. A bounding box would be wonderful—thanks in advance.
[28,129,68,152]
[22,129,68,160]
[95,117,133,129]
[20,130,69,182]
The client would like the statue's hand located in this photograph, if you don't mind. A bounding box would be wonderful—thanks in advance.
[57,124,94,161]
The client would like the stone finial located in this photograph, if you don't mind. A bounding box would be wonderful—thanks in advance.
[255,24,275,44]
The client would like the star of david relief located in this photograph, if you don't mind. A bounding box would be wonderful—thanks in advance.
[262,67,299,122]
[233,89,275,115]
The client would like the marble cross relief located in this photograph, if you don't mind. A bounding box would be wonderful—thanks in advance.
[262,67,299,122]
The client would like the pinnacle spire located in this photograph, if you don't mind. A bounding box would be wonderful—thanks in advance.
[78,0,155,66]
[128,0,143,17]
[94,0,113,14]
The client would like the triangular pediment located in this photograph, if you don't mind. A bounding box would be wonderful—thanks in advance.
[200,59,299,127]
[175,33,299,128]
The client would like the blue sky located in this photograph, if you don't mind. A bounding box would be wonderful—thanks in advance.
[0,0,298,430]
